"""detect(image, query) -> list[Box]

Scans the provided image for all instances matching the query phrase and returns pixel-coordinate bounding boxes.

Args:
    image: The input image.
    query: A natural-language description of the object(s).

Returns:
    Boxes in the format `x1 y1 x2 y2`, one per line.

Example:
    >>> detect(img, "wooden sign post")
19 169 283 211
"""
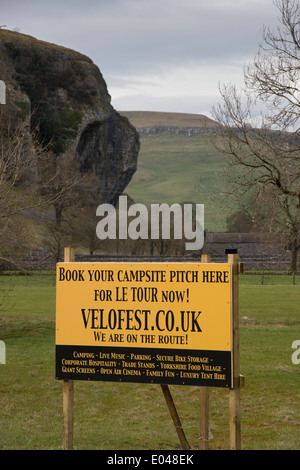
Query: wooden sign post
199 252 242 450
62 247 75 450
228 252 241 450
199 254 211 450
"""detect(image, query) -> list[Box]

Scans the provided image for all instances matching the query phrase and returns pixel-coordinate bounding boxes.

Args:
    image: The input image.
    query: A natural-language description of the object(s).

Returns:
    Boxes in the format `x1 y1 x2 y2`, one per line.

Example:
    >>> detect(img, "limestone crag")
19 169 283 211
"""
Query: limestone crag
0 29 139 205
136 126 217 136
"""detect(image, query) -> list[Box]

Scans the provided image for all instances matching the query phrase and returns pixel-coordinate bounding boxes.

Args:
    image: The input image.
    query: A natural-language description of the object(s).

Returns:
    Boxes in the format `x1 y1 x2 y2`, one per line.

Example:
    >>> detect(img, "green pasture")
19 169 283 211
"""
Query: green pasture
126 134 228 232
0 272 299 450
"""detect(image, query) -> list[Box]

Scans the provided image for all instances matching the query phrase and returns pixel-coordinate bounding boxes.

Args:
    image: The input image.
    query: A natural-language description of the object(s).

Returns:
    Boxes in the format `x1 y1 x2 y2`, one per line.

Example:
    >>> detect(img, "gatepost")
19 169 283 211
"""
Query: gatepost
62 247 75 451
227 250 242 450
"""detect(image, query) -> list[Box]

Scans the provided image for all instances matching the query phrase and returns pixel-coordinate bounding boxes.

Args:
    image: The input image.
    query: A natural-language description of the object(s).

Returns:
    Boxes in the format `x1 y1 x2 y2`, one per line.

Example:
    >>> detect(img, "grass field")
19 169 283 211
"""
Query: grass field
125 134 229 232
0 272 299 450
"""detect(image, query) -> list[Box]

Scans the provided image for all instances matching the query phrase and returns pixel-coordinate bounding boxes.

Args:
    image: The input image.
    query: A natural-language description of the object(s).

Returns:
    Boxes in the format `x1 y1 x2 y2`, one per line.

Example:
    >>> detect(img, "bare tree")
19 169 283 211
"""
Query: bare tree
0 120 36 221
212 0 300 271
0 118 46 266
39 157 102 264
37 149 87 226
0 114 84 267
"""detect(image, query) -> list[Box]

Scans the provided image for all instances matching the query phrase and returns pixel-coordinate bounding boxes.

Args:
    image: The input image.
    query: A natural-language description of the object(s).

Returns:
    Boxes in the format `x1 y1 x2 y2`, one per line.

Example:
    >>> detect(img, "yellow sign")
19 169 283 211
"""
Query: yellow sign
56 262 232 387
56 262 231 350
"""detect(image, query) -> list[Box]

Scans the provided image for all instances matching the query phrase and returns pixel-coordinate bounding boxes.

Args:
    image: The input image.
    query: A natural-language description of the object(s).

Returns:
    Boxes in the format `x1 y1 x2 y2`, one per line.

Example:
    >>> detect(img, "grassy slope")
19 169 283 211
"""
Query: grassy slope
120 111 229 232
125 133 228 232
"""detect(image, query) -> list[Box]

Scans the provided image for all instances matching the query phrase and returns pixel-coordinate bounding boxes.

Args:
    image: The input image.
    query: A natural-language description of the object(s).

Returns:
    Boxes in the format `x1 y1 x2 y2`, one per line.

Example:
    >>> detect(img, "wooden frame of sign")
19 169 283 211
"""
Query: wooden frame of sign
56 247 244 450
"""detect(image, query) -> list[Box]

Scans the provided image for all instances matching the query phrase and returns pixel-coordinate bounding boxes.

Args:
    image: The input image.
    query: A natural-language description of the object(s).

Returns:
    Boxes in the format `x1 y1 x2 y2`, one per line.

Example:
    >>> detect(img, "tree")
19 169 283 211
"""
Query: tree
0 118 46 266
226 210 254 233
212 0 300 271
37 147 86 226
38 151 100 262
0 113 84 267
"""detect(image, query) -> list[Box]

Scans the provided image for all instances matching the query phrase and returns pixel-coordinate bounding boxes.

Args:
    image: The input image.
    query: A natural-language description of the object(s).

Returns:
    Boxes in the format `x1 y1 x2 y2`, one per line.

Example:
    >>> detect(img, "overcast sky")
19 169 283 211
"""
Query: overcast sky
1 0 279 117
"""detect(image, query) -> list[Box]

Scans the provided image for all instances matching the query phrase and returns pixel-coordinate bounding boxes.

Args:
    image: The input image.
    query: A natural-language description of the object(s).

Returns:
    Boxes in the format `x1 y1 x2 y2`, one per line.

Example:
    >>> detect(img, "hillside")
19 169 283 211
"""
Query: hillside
119 111 228 232
118 111 218 129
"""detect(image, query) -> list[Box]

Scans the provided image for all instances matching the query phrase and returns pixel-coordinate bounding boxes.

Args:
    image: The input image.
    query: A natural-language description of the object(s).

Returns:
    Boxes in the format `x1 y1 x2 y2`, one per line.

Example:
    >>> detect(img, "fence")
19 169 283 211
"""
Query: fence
241 271 300 285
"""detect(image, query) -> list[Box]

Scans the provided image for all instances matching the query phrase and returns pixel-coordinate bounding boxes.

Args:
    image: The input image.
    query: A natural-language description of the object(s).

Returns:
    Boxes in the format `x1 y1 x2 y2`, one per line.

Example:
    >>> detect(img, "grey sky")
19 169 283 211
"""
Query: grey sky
1 0 279 116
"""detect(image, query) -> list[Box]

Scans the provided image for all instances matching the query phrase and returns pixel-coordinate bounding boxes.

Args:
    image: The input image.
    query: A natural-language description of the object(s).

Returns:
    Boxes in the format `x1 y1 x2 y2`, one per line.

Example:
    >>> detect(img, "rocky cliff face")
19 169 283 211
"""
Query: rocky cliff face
0 30 139 205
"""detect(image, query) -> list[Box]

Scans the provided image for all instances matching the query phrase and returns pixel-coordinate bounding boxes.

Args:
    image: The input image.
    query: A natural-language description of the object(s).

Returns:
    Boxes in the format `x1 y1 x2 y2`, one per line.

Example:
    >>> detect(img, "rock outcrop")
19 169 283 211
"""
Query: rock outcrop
0 29 139 205
119 110 218 137
135 125 217 136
